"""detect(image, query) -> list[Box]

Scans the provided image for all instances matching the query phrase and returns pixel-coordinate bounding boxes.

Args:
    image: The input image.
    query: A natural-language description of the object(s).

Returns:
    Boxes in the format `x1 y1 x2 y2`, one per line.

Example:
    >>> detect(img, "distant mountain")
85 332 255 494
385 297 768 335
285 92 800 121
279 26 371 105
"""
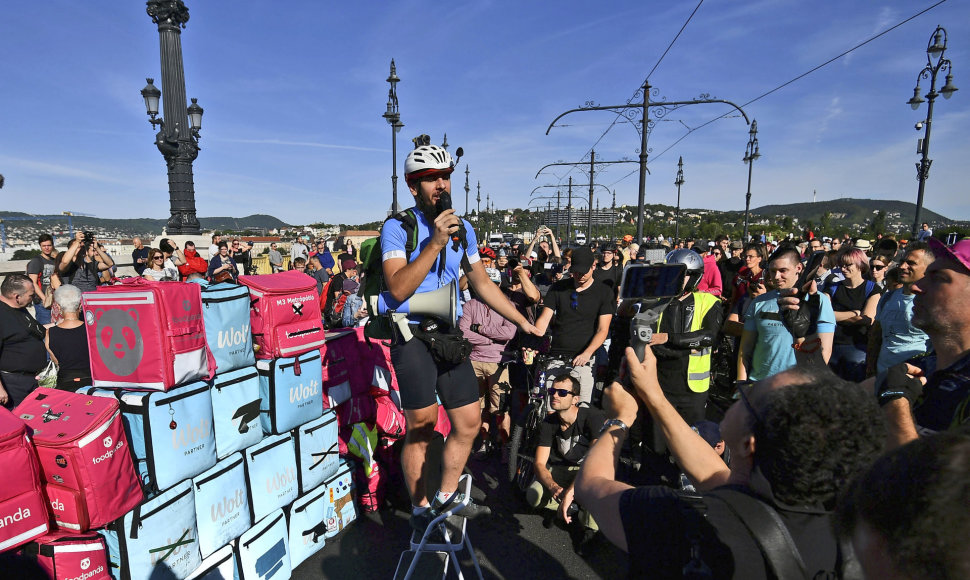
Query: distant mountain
750 198 950 225
0 213 289 233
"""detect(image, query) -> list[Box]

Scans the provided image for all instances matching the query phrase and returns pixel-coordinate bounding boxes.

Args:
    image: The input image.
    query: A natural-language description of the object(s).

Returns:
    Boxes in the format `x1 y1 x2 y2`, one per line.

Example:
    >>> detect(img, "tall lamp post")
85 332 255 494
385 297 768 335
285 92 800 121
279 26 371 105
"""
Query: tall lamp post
464 166 470 214
674 156 685 245
742 119 761 242
907 26 958 237
383 59 404 215
141 0 204 235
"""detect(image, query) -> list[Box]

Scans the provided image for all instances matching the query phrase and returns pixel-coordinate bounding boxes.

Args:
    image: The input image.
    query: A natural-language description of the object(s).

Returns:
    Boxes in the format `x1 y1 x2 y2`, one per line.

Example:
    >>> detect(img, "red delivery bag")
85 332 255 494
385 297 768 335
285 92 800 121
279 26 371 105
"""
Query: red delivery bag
82 279 215 391
21 531 110 580
16 389 143 532
0 406 49 552
239 271 326 359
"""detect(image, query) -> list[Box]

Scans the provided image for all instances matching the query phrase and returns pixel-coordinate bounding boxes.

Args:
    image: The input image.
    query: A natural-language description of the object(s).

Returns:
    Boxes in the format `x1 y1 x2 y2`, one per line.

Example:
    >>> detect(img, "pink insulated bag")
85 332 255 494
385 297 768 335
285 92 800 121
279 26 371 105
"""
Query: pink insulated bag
239 271 326 359
0 406 49 552
16 389 143 532
81 278 215 391
21 531 110 580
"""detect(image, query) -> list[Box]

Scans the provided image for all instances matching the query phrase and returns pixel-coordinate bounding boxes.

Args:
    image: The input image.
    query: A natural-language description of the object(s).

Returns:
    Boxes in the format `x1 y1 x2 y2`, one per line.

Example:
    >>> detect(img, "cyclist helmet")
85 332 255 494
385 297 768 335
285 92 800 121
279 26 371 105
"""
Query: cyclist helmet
480 247 496 260
665 248 705 293
405 145 455 184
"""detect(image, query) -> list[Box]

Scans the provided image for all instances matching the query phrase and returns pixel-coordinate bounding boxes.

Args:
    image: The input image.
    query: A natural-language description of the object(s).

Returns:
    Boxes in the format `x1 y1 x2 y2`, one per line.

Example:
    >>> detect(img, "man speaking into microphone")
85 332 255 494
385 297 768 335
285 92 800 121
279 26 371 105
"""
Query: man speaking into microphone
380 137 540 534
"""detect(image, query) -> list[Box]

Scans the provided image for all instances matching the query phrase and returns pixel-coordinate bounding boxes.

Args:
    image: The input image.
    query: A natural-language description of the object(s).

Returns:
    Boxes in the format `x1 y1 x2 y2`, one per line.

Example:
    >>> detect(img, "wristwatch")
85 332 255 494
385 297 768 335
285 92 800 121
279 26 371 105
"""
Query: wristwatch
599 419 629 436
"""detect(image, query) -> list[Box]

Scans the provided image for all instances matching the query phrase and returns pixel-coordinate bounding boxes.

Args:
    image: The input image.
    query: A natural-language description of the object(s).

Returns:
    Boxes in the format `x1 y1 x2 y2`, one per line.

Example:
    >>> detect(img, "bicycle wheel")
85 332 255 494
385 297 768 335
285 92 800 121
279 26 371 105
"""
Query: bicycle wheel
507 423 526 483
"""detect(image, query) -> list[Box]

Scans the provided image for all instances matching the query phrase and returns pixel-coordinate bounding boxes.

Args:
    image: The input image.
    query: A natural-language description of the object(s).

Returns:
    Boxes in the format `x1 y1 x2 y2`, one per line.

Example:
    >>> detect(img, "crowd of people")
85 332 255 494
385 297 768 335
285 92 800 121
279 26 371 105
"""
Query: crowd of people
2 169 967 576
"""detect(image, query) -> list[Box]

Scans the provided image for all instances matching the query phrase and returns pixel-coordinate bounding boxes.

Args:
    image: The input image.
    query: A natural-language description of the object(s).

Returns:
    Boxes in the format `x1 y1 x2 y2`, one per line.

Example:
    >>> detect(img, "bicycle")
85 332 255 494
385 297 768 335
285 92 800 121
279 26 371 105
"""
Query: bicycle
506 353 574 492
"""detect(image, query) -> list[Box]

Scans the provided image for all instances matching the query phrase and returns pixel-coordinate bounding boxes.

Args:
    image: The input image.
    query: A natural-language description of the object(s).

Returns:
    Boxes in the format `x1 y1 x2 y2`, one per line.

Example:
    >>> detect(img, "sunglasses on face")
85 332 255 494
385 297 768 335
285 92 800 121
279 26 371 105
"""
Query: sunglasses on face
872 263 886 271
548 387 577 398
152 256 163 261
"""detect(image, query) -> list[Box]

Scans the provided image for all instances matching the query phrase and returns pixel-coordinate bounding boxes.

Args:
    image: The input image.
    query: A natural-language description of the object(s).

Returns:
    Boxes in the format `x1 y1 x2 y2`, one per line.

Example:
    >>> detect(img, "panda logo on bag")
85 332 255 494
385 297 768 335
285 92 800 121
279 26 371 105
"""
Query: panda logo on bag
80 558 91 570
103 436 113 448
91 308 144 377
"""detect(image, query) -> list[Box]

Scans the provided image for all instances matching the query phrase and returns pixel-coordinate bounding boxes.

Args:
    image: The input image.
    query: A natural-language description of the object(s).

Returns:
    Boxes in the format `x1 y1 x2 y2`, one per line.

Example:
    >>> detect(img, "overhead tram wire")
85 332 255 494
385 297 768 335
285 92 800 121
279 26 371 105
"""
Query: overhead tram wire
605 0 951 189
555 1 704 183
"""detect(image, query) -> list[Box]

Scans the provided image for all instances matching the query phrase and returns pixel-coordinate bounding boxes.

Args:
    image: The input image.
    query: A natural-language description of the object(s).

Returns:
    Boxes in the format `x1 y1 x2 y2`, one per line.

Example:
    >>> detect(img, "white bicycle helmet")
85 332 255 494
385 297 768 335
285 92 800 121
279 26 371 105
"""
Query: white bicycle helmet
485 267 502 284
405 145 455 182
665 248 705 292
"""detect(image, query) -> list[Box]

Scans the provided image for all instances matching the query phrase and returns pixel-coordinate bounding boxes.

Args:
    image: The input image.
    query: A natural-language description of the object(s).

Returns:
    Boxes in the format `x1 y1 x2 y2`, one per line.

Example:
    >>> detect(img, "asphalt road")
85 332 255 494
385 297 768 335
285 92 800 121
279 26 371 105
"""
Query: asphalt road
292 446 628 579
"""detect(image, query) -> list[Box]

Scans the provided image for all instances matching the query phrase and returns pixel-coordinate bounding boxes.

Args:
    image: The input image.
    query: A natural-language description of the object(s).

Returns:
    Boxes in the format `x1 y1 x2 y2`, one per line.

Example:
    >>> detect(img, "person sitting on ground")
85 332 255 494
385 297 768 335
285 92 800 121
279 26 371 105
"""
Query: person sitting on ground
576 347 885 578
835 429 970 580
529 374 603 554
45 284 91 390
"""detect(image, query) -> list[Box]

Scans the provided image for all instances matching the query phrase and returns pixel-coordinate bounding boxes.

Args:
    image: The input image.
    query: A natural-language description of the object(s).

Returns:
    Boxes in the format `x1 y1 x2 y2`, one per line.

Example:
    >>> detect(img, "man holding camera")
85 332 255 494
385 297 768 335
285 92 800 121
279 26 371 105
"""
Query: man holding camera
381 141 539 534
737 246 835 382
58 231 114 293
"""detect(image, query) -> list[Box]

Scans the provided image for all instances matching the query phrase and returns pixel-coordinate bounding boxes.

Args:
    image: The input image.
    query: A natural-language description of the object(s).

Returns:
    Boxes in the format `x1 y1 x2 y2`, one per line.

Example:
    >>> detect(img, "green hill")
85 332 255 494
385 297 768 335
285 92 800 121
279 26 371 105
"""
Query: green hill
751 198 948 225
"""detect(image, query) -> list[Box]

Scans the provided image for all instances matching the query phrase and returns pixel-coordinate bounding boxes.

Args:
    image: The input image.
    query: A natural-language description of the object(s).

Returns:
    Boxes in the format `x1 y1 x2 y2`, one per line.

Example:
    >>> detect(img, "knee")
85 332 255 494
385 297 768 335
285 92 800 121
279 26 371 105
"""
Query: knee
405 410 438 443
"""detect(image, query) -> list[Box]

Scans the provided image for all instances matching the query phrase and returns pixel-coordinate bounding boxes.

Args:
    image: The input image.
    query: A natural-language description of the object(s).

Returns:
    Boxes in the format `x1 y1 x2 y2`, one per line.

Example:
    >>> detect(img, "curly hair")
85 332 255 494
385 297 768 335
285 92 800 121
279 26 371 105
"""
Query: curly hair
835 430 970 580
751 366 885 509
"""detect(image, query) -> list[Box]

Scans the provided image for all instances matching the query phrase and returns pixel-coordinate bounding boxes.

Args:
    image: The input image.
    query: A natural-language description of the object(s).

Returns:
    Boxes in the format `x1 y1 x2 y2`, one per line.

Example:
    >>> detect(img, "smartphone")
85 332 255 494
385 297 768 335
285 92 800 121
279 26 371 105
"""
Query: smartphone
795 250 826 291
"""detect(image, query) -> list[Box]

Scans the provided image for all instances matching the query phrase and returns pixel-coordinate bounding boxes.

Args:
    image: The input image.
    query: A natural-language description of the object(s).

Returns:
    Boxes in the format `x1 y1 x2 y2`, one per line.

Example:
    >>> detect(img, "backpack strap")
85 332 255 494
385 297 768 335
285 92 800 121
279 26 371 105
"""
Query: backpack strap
705 488 808 580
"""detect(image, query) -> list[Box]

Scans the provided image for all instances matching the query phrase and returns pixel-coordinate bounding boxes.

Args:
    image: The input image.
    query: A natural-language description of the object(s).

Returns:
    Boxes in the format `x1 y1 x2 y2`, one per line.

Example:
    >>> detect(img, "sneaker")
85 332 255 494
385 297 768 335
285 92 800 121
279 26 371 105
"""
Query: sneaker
431 492 492 520
409 509 433 535
573 527 599 557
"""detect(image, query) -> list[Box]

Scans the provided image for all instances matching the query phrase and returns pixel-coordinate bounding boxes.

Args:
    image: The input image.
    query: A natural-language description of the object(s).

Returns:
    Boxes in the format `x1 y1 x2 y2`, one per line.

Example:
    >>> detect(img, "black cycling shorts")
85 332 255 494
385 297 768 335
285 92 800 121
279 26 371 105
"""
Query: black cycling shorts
390 336 479 411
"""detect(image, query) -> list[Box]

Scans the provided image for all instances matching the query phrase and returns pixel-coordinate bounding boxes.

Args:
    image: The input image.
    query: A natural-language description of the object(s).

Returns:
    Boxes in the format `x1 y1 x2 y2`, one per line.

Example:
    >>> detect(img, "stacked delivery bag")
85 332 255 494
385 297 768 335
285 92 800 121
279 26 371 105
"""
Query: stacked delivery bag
0 270 433 579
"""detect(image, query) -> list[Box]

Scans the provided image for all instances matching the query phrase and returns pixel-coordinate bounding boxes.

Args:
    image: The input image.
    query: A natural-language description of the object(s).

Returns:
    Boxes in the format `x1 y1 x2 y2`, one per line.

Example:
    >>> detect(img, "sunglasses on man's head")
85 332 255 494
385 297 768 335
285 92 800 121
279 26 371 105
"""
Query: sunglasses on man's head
548 387 577 398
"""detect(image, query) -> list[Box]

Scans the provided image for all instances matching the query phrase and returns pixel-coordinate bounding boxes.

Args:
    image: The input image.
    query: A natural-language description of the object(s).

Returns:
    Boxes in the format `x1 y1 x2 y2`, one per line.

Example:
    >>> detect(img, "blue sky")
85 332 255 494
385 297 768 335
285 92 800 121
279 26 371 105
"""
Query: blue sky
1 1 968 226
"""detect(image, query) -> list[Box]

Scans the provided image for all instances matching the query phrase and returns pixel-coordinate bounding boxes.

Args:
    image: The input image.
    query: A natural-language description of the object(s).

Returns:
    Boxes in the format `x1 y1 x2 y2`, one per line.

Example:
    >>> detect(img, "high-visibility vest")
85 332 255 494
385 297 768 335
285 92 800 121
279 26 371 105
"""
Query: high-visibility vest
658 291 720 392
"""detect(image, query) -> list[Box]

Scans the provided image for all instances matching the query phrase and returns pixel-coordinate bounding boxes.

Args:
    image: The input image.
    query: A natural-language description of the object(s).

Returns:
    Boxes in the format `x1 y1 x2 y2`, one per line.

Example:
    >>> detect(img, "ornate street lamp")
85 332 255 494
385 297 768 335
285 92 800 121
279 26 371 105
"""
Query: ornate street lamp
742 119 761 242
464 165 470 215
383 59 404 215
142 0 204 235
674 156 685 244
907 26 958 237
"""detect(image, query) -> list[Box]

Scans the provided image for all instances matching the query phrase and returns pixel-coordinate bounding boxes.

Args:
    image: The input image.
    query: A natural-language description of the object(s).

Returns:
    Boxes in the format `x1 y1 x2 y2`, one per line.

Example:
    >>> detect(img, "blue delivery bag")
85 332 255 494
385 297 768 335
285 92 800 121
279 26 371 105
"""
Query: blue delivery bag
293 409 339 495
286 484 329 568
186 544 237 580
323 460 356 539
201 282 256 374
244 433 299 523
100 480 201 580
210 366 262 459
256 351 323 434
192 453 251 559
234 510 290 580
83 381 217 494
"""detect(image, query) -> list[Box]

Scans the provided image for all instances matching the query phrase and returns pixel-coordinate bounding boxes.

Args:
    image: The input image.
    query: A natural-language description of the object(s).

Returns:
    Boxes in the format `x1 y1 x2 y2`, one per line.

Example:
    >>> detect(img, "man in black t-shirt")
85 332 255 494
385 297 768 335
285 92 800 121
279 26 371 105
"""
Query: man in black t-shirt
0 274 47 409
528 375 603 548
535 247 615 404
592 244 622 294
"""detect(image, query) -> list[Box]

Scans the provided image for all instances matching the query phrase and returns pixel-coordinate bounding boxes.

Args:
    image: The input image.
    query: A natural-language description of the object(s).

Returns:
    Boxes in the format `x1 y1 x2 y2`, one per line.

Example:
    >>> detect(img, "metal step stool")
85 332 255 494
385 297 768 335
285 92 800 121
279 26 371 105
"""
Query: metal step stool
394 474 484 580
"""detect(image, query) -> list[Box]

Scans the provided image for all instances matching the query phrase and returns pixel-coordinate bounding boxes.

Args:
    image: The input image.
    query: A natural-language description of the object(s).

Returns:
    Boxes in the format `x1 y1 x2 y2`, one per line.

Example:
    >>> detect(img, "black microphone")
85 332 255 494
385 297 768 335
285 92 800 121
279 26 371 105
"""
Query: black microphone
436 193 464 251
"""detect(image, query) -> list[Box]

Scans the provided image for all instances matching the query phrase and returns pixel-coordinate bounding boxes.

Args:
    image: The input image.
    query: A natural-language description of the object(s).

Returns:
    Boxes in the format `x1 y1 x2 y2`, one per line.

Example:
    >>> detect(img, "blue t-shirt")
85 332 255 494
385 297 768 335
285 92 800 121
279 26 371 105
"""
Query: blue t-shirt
875 289 931 377
743 289 836 381
379 208 480 320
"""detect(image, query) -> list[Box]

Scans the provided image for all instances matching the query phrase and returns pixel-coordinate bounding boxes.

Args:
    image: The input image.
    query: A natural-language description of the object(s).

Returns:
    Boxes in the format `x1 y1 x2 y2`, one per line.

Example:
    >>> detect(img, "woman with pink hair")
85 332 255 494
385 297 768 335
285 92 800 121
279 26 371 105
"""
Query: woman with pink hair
826 248 882 381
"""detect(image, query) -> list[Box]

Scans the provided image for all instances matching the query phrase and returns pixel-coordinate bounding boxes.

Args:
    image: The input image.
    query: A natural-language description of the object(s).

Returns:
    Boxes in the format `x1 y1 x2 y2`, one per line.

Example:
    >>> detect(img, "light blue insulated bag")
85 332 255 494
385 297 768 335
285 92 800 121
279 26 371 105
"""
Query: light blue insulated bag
186 544 238 580
256 351 323 434
244 433 299 523
286 485 329 568
83 381 217 493
193 453 251 559
293 409 339 494
201 282 256 374
234 509 290 580
101 480 202 580
322 459 356 539
210 366 262 459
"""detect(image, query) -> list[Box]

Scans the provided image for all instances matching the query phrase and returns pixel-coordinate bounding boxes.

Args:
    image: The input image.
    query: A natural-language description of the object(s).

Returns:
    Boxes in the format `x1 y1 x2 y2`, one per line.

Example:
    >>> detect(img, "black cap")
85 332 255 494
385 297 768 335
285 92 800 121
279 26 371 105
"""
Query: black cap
569 247 595 274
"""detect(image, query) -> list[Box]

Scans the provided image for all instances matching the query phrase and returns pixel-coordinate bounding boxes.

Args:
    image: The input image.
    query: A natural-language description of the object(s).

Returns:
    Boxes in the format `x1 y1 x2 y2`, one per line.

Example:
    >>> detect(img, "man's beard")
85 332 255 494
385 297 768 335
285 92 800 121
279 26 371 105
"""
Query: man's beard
416 193 439 223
